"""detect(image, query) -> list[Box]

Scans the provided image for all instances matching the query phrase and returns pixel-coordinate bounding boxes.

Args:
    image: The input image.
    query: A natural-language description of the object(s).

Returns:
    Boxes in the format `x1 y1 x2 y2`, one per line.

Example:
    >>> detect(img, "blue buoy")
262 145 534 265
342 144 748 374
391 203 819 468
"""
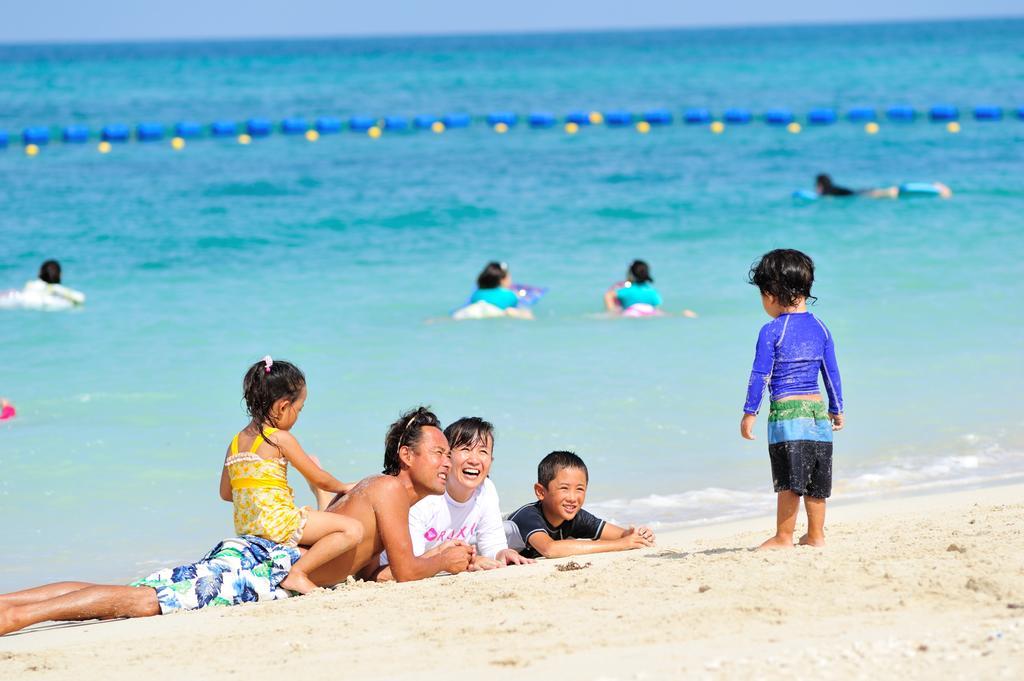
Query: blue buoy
642 109 672 125
486 112 517 127
764 109 794 125
684 108 712 124
23 126 51 145
101 124 131 142
604 111 633 127
928 105 959 121
63 125 90 143
349 116 375 132
846 107 877 122
246 118 272 137
174 121 202 138
0 130 7 148
413 115 437 130
136 123 165 141
565 111 591 125
886 106 916 121
315 117 342 134
281 117 309 135
723 108 752 124
1016 107 1024 120
807 108 837 125
211 120 238 137
383 116 408 131
528 112 556 128
974 105 1002 121
442 113 471 129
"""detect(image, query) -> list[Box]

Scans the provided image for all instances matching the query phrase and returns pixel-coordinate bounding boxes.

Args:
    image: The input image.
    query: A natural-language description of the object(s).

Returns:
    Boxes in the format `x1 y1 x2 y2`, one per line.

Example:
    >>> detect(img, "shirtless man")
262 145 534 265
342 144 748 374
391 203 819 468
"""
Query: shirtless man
0 406 473 636
309 406 476 583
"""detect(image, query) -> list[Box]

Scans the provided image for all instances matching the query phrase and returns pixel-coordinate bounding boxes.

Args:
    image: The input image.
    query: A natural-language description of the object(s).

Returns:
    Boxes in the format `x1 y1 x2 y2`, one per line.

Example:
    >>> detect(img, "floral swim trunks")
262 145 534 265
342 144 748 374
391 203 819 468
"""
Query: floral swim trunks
130 536 300 615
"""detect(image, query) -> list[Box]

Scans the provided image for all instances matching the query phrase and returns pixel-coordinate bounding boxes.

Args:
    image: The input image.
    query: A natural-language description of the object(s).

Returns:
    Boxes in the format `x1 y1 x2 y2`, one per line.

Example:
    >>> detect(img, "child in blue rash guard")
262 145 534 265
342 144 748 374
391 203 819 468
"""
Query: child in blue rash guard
740 249 845 550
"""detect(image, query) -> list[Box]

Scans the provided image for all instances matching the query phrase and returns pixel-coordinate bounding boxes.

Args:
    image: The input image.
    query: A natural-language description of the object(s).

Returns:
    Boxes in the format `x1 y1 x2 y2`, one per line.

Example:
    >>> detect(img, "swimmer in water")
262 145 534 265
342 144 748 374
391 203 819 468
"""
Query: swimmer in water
1 399 15 421
23 260 86 306
468 262 533 320
815 174 952 199
604 260 697 318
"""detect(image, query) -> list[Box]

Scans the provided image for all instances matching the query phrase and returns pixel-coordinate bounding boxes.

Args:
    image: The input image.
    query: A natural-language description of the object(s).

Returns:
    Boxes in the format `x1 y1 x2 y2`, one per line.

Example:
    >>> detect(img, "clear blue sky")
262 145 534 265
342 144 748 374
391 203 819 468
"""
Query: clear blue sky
2 0 1020 43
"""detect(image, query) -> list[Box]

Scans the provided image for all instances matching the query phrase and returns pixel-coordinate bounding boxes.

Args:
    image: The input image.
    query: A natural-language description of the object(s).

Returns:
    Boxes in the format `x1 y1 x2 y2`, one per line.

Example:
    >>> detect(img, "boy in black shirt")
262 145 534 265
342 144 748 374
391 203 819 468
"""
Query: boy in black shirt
504 451 656 559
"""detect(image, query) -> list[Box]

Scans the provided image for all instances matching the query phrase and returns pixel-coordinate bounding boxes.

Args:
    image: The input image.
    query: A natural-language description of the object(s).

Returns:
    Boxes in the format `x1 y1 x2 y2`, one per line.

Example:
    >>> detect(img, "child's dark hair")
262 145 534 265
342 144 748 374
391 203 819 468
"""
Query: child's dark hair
242 357 306 445
39 260 62 284
538 451 588 488
444 417 495 453
383 406 442 476
628 260 653 284
748 249 816 308
476 261 508 289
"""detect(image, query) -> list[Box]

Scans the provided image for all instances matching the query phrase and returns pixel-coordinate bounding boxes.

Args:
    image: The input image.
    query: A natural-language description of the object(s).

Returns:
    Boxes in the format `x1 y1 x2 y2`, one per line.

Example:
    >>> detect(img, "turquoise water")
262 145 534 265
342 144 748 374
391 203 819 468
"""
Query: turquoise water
2 19 1023 590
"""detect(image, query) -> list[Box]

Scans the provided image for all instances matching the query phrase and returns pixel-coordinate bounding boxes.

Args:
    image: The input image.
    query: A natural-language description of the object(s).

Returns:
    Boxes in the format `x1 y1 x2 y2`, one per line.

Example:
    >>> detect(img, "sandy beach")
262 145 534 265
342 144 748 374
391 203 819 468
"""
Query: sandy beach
2 482 1021 680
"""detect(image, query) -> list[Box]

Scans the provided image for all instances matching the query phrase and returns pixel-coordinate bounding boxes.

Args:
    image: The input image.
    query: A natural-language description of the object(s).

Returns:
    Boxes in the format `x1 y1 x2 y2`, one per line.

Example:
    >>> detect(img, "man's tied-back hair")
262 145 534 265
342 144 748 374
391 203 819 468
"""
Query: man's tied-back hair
383 406 442 476
748 249 817 308
443 417 495 453
537 450 588 488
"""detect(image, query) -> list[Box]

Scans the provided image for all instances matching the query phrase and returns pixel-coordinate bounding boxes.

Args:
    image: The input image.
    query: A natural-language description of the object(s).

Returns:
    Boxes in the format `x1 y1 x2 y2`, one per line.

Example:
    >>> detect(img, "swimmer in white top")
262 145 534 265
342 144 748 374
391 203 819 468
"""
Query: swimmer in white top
22 260 86 307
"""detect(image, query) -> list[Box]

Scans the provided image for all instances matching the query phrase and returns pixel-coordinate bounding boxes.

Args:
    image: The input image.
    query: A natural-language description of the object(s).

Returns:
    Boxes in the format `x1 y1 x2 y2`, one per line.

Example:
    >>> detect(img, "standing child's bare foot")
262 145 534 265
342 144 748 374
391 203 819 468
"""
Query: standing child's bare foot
757 535 794 550
798 533 825 547
280 571 318 595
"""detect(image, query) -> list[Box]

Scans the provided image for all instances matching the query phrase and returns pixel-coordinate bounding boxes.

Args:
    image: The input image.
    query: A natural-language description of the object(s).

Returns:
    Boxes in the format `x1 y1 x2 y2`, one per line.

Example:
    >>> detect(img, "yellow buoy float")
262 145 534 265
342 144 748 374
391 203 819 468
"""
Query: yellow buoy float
787 122 802 134
565 122 579 135
493 122 509 134
431 121 445 134
588 111 603 125
171 137 186 150
237 134 252 145
24 144 39 157
98 141 112 154
946 121 961 134
368 126 382 139
636 121 651 134
305 129 319 142
865 122 880 134
710 121 725 134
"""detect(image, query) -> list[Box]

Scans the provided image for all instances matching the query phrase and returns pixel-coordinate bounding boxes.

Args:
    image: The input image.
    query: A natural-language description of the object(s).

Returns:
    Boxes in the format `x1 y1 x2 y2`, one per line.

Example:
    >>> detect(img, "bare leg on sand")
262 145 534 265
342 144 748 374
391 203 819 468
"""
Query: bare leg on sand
758 490 799 550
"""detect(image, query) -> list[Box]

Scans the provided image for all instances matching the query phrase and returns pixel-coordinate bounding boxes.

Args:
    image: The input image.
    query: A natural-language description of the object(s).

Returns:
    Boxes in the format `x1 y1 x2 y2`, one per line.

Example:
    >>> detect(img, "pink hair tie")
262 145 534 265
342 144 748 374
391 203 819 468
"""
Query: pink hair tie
262 355 273 374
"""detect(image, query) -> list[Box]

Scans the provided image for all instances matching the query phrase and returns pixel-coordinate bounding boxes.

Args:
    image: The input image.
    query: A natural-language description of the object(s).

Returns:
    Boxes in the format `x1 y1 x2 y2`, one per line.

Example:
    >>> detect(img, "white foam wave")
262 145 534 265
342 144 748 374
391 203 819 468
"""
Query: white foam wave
588 436 1024 530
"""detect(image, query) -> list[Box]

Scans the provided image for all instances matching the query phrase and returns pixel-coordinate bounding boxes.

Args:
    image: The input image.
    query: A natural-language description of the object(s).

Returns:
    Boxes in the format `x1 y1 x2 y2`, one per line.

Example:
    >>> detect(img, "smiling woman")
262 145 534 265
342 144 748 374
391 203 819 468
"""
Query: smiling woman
376 416 533 580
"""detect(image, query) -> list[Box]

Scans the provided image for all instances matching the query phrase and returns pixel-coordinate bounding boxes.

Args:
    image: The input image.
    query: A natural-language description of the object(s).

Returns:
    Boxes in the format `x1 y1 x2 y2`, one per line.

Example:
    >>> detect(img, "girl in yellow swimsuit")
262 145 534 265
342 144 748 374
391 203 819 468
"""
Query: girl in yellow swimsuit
219 356 363 594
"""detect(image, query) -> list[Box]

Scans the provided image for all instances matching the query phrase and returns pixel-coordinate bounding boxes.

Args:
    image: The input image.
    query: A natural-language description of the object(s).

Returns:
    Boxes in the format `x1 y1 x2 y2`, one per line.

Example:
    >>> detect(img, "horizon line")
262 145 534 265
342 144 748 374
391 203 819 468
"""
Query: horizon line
0 12 1020 49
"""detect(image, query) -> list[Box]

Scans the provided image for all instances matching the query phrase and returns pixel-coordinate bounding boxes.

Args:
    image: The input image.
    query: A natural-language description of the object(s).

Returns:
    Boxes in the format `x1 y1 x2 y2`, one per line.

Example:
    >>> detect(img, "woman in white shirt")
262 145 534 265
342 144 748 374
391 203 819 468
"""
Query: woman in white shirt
376 417 532 578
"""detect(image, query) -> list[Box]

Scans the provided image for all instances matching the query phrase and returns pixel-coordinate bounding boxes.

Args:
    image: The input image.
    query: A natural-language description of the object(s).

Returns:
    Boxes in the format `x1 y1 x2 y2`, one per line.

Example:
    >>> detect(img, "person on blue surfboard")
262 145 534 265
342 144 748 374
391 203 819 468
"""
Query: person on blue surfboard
814 174 952 199
467 261 534 319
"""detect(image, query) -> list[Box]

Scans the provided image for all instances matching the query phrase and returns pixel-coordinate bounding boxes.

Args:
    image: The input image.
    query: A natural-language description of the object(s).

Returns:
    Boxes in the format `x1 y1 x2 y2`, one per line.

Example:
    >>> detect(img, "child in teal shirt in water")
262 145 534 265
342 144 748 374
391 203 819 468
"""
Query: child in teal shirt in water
469 262 533 319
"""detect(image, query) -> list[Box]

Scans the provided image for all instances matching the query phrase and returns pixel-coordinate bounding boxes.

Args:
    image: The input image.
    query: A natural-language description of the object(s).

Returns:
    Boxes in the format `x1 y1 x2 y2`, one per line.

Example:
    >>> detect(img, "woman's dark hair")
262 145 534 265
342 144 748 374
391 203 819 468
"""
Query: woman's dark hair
815 174 834 191
383 406 442 476
628 260 653 284
39 260 62 284
476 261 508 290
444 417 495 453
242 358 306 450
748 249 816 308
537 450 589 488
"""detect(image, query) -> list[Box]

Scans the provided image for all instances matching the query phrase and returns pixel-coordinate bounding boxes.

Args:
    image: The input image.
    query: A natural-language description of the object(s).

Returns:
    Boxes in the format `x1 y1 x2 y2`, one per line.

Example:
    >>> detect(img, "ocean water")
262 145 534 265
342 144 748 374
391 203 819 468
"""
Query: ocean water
1 19 1023 590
